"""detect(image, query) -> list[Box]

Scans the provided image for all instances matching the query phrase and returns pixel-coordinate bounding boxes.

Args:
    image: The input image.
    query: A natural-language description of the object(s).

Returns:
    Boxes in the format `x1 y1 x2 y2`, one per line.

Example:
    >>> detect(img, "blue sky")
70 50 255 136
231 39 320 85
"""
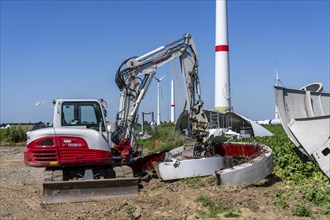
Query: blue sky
1 0 329 123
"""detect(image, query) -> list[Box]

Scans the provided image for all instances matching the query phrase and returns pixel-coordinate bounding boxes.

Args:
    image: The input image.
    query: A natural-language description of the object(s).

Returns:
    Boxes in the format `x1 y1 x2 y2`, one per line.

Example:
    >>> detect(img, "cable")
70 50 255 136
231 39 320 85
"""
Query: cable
115 56 137 91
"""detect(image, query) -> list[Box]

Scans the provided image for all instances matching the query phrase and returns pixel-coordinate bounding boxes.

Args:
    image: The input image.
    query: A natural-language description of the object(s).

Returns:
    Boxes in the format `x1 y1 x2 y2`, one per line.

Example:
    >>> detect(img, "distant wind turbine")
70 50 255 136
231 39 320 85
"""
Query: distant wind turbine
273 67 284 87
35 100 54 108
155 75 165 125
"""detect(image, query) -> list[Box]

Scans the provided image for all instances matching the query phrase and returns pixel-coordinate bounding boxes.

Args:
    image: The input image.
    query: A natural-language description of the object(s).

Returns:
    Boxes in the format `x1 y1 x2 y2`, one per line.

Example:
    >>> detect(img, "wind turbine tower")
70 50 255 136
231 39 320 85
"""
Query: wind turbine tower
171 80 175 123
155 75 165 125
215 0 231 112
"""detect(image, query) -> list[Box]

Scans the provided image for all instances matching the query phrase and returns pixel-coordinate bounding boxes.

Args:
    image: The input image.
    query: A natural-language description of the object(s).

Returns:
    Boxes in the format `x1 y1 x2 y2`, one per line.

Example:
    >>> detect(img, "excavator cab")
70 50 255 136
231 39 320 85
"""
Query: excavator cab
60 101 105 131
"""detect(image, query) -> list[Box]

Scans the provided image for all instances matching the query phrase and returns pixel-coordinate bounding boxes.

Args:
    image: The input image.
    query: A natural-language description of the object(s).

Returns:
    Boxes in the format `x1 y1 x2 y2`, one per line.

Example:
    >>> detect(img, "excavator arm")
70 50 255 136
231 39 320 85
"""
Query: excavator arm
111 33 208 157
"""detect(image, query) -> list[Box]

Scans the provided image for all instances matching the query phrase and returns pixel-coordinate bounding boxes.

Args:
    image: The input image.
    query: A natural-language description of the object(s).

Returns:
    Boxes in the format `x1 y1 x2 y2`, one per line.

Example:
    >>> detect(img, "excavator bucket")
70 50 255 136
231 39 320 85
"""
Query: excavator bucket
42 177 139 204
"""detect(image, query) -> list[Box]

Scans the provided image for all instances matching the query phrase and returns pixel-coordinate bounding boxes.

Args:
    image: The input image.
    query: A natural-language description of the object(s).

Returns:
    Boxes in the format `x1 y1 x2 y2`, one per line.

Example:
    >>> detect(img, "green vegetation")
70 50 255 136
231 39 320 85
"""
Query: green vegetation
196 195 214 207
234 125 328 184
234 125 329 216
224 211 241 218
143 124 328 184
0 122 47 144
320 206 330 215
0 126 29 144
299 185 330 215
126 204 138 219
178 176 215 189
292 205 311 217
196 195 241 218
269 191 290 209
137 122 186 152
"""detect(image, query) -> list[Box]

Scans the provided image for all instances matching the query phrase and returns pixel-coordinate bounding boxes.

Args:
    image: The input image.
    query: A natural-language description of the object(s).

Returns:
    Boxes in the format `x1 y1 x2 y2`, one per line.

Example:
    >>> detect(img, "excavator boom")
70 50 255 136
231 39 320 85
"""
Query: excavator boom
112 33 208 153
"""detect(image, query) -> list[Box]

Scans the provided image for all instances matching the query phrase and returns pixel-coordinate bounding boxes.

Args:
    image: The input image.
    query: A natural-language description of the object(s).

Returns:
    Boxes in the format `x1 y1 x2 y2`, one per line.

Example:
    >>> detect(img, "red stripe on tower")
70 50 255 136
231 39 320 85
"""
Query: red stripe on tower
215 45 229 52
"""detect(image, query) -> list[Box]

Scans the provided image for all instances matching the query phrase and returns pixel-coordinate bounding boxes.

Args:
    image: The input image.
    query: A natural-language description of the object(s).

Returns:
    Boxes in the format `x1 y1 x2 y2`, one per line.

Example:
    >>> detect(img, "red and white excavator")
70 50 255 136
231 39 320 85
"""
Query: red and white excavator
24 33 209 204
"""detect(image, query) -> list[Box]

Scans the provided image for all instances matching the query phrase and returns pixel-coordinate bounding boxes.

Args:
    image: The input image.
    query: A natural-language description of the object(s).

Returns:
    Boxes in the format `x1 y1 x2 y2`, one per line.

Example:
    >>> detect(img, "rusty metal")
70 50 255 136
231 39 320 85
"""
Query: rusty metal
128 150 168 175
214 142 262 157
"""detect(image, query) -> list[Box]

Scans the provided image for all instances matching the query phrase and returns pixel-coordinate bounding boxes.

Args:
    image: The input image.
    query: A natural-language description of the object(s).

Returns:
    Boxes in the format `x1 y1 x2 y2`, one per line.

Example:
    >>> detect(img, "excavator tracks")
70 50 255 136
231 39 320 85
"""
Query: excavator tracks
44 168 63 182
113 165 134 178
42 166 139 204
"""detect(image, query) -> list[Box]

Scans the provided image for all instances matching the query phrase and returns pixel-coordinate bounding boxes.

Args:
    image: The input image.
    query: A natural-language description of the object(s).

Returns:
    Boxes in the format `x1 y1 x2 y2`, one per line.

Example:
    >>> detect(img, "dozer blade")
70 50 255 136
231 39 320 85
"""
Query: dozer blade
42 177 139 204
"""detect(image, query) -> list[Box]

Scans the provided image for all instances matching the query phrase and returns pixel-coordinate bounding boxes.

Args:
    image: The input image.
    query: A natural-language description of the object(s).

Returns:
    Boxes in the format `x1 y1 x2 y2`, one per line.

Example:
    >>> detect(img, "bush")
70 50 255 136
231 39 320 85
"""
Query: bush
137 123 185 152
0 126 29 143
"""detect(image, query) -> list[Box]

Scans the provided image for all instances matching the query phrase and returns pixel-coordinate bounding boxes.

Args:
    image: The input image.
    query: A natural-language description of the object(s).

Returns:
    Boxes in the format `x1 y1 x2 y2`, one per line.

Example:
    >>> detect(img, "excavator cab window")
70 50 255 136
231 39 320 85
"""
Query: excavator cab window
61 101 105 131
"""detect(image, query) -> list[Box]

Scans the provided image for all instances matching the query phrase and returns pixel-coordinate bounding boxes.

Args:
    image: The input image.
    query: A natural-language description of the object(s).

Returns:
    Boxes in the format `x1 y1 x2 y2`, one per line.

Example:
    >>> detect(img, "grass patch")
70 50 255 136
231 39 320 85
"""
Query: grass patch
269 191 291 209
320 205 330 215
196 195 240 218
179 176 213 188
300 185 330 207
137 123 186 152
196 195 214 207
292 205 311 217
126 204 136 216
224 211 241 218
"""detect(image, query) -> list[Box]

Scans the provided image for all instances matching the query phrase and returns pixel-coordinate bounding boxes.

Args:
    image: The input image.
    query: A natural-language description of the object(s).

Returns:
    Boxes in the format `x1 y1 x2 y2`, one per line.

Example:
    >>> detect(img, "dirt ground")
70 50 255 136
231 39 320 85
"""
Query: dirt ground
0 146 327 220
